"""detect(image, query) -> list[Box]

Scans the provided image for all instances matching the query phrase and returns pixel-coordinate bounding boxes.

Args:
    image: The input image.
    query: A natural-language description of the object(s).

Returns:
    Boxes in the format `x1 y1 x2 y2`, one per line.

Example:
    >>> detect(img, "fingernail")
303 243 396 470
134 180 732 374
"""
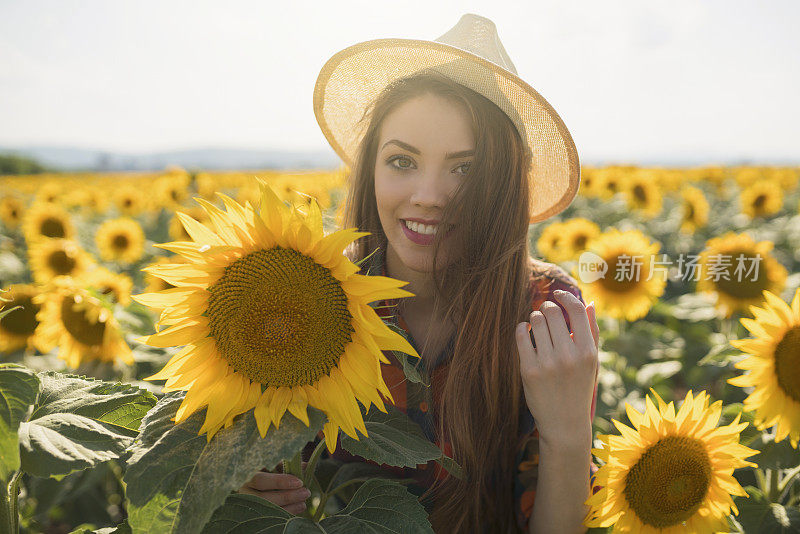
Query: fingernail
291 478 303 487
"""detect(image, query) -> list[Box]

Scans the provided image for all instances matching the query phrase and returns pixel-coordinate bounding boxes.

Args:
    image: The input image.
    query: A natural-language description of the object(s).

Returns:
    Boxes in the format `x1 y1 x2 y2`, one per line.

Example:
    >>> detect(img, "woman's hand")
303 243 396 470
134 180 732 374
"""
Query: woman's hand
515 289 600 447
237 461 311 515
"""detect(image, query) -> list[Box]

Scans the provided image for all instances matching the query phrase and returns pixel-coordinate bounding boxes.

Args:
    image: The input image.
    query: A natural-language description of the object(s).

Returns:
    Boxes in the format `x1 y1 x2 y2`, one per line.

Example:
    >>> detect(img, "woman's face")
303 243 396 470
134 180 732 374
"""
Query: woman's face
374 93 474 273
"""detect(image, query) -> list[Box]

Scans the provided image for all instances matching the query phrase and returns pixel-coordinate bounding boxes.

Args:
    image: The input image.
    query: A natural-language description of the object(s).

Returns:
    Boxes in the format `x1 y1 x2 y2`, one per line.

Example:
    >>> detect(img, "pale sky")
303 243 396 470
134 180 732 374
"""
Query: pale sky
1 0 799 163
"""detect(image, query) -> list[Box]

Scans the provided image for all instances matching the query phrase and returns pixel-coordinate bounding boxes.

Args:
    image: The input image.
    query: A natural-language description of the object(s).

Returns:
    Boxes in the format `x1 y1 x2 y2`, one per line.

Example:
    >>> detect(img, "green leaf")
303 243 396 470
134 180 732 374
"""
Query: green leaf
31 371 158 437
201 493 321 533
124 391 326 534
321 478 433 532
0 363 40 482
735 486 800 533
18 371 156 478
19 413 134 478
203 479 433 533
340 404 458 474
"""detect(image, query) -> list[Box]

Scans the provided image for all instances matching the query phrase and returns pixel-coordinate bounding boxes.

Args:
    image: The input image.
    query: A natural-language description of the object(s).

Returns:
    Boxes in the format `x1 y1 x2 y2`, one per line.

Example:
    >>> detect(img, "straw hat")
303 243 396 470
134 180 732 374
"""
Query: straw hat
313 13 580 223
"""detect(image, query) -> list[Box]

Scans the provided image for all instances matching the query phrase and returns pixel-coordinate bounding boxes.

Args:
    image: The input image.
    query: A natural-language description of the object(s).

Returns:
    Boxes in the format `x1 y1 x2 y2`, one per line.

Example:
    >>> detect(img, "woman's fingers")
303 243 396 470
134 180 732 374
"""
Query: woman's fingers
587 302 599 348
552 290 595 358
529 310 553 363
539 298 573 358
246 472 304 491
238 486 311 509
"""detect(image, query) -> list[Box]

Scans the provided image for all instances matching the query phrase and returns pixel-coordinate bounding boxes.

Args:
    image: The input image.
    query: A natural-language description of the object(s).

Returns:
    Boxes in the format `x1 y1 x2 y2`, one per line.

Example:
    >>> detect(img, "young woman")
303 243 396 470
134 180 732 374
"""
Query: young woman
239 14 600 534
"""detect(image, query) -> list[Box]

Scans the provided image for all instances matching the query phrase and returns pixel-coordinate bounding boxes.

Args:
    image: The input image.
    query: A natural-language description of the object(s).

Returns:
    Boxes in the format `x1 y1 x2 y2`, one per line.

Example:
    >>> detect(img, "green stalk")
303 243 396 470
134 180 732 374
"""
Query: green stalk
778 464 800 503
1 471 22 534
302 438 326 489
767 468 779 502
282 450 303 479
755 468 768 495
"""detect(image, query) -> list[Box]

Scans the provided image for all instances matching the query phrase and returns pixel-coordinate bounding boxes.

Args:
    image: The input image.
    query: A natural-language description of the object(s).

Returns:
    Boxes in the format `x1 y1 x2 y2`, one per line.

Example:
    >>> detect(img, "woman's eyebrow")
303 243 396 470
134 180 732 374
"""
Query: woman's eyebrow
380 139 474 159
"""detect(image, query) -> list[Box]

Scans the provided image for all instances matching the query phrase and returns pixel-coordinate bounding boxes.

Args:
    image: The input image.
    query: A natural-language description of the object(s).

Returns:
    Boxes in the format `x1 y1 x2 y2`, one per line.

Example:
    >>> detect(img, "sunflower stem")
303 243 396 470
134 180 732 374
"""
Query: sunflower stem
767 468 779 501
755 468 768 495
283 450 303 480
778 465 800 504
302 437 326 489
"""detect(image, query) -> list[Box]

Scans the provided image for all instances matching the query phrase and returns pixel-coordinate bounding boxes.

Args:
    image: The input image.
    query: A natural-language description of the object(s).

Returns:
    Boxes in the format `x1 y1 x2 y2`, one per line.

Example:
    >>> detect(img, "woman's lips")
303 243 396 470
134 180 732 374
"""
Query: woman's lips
400 219 455 245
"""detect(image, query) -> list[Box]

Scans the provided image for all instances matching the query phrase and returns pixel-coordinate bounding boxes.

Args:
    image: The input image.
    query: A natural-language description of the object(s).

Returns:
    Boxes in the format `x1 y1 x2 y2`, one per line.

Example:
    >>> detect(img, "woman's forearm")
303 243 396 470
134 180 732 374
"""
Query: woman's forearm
528 427 593 534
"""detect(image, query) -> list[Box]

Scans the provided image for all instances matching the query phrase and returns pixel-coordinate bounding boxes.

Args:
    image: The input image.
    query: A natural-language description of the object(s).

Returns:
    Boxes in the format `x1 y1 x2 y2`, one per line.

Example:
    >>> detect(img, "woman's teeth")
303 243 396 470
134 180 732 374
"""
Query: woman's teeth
404 219 438 235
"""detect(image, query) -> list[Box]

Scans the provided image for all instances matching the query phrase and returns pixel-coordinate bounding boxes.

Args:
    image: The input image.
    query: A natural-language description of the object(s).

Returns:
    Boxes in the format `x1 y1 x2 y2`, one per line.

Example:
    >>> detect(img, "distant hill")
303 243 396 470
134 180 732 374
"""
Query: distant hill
0 145 796 173
0 146 343 172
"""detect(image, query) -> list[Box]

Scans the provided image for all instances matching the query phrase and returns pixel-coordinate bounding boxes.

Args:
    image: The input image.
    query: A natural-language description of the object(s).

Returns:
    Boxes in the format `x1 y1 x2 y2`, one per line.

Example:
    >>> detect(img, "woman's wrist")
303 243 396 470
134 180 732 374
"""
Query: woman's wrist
536 420 593 453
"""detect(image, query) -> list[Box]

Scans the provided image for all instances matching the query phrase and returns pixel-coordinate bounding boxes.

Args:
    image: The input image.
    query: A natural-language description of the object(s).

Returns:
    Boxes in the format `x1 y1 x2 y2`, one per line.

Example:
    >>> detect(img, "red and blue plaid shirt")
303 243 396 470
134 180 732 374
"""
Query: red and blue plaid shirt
307 248 599 532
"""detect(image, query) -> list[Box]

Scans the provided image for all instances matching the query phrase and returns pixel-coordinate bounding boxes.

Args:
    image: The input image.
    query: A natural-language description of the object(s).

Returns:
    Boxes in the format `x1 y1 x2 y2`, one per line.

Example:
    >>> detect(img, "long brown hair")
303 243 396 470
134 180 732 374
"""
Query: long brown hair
341 70 534 533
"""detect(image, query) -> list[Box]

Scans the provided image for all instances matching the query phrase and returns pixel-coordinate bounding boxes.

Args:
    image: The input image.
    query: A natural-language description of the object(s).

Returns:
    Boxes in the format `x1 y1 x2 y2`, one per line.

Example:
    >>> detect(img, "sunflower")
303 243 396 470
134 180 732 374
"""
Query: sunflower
595 167 625 200
739 179 783 219
578 167 600 198
95 217 145 264
728 288 800 448
573 229 666 321
560 218 601 260
0 284 42 354
0 194 25 230
169 207 211 242
195 172 217 200
697 232 788 318
622 170 663 218
76 266 134 306
144 255 184 295
28 238 92 284
22 202 75 243
133 180 420 450
154 172 191 210
536 221 569 263
33 278 133 368
34 181 62 204
585 389 758 532
114 185 148 216
679 186 710 233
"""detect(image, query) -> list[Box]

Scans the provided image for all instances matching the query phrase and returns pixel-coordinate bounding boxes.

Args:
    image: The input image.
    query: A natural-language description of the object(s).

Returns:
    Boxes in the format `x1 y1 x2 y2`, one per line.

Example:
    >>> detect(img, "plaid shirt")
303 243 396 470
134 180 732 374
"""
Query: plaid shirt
307 248 599 532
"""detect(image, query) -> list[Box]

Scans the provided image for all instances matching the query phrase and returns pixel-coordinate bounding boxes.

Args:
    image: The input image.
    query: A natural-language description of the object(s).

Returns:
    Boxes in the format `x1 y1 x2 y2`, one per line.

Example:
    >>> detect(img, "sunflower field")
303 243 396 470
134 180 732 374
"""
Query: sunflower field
0 163 799 533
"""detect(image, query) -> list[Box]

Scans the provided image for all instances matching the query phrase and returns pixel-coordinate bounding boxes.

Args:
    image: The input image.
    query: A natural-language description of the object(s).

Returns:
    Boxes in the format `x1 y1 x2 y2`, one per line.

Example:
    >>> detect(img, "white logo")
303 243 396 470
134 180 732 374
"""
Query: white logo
578 252 607 283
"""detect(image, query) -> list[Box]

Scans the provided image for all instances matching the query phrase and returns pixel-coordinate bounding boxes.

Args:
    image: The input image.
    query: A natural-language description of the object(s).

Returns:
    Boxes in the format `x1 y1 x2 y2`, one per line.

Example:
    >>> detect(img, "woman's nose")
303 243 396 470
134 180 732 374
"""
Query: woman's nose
409 170 452 208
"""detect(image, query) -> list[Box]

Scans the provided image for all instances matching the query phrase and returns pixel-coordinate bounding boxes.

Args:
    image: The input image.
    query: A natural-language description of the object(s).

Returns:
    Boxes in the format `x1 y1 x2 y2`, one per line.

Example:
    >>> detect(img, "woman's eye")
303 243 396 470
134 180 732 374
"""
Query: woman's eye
388 155 414 170
455 162 471 175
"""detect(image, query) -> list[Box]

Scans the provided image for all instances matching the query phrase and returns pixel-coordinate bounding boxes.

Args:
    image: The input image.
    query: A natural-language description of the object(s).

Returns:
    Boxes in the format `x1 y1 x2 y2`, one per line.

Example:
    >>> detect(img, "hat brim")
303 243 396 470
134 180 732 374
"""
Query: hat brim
313 38 580 223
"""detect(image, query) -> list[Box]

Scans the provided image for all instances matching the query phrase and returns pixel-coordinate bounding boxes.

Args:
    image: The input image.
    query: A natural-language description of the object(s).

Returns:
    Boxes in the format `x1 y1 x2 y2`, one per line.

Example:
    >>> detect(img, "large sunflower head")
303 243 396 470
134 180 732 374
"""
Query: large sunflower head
32 278 133 368
729 288 800 448
573 228 666 321
0 284 42 354
95 217 145 264
22 202 75 244
739 179 784 219
0 194 25 230
133 179 421 450
679 186 710 234
28 238 93 284
697 232 788 318
76 266 134 306
623 170 663 218
585 389 758 533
